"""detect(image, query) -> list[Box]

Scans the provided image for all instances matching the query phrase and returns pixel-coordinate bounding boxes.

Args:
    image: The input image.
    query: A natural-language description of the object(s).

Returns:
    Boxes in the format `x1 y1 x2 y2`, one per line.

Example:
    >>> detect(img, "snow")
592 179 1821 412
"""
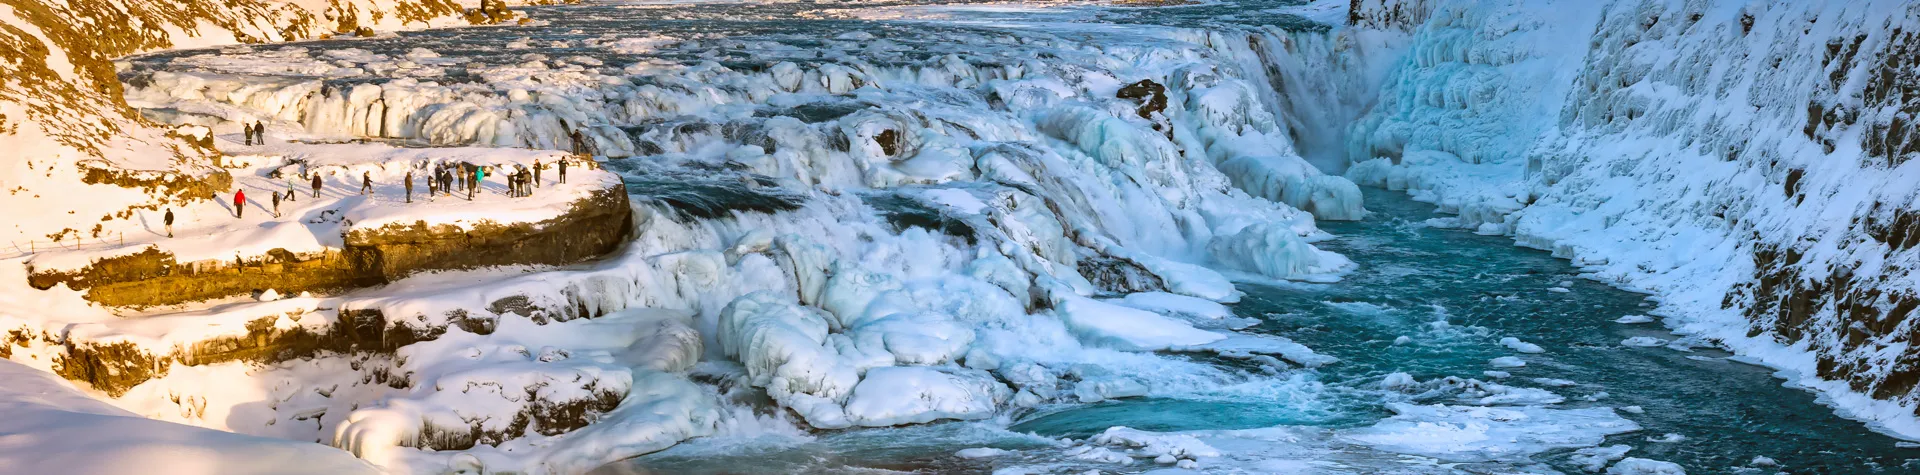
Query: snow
7 0 1918 471
1105 292 1234 320
1621 337 1670 348
843 367 1010 427
24 142 619 275
1343 0 1920 440
1048 291 1225 352
0 360 378 475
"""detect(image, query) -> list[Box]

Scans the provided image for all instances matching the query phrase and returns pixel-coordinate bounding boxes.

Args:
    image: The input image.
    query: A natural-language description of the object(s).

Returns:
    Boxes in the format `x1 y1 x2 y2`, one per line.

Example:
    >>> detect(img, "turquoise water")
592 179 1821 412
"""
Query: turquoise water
121 2 1920 471
1021 188 1920 472
607 188 1920 474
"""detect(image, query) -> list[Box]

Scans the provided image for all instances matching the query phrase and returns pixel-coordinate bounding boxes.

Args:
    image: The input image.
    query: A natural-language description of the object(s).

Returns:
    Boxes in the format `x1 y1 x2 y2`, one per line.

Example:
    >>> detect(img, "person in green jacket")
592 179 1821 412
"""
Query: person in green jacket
470 166 485 201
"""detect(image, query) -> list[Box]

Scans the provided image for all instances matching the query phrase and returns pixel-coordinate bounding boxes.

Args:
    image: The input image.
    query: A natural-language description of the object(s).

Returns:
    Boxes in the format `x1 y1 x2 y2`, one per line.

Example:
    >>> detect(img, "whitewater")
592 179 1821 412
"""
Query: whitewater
17 0 1916 473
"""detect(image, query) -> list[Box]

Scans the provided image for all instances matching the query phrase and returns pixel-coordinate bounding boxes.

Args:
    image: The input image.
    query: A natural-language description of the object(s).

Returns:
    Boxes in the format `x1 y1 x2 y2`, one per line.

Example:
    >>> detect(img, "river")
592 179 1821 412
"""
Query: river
118 2 1920 473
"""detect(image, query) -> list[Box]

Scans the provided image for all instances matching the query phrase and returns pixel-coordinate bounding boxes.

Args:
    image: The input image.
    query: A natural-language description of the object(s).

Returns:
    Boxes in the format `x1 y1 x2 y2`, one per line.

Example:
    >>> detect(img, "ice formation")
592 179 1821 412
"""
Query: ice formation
5 0 1920 472
0 0 1397 470
1343 0 1920 438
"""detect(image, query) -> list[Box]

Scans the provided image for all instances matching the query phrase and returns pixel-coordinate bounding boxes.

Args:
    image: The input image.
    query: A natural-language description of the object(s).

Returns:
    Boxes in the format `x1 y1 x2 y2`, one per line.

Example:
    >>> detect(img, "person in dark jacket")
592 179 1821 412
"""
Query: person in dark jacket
234 189 247 219
404 170 414 203
361 172 373 195
558 159 568 184
164 208 174 238
243 123 253 145
254 122 266 144
311 173 323 198
533 159 543 188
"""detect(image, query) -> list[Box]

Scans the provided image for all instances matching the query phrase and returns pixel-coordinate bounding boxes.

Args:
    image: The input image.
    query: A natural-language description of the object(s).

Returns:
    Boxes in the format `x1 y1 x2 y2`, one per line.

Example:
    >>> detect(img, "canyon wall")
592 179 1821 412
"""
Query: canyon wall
1345 0 1920 437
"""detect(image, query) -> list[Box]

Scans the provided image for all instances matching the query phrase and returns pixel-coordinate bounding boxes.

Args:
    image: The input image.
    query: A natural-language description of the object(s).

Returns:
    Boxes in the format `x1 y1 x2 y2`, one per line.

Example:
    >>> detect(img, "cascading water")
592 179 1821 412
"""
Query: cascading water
95 1 1920 473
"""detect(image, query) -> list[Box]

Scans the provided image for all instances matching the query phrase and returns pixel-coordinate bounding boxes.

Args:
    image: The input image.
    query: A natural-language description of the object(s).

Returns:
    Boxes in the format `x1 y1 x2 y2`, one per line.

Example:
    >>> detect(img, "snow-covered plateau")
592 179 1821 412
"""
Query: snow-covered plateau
1 0 1918 473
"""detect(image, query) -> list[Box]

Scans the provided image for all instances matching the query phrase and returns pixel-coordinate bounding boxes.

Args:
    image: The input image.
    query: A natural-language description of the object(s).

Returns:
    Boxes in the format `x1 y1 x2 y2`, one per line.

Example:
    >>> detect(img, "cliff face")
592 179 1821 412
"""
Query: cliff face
346 186 634 281
1344 0 1920 434
27 185 631 308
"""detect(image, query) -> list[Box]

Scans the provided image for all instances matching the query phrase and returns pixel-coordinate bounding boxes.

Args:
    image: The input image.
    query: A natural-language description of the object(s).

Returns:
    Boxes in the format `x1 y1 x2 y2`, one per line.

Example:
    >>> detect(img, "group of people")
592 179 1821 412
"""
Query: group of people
217 158 578 224
505 160 542 198
241 121 267 146
423 162 487 200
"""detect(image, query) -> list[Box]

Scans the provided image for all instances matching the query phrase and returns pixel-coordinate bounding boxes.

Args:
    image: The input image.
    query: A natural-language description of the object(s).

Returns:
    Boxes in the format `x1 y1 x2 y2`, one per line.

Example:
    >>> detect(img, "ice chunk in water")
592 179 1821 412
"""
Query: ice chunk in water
1571 445 1633 472
1607 458 1686 475
955 447 1009 459
1614 315 1655 324
1343 403 1641 463
1500 337 1545 353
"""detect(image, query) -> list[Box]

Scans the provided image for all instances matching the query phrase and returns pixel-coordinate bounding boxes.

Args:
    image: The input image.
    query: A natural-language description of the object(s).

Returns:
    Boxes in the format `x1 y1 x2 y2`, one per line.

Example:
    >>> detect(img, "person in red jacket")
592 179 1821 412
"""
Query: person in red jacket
234 189 247 219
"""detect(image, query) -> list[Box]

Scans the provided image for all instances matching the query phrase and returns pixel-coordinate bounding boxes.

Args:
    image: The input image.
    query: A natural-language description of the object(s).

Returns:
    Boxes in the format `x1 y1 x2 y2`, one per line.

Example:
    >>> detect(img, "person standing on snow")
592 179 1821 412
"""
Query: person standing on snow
163 208 174 238
405 170 414 203
470 166 483 201
271 188 282 218
243 123 253 146
286 173 299 202
558 158 568 184
361 171 373 196
533 159 543 188
254 122 266 145
311 173 323 198
234 189 247 219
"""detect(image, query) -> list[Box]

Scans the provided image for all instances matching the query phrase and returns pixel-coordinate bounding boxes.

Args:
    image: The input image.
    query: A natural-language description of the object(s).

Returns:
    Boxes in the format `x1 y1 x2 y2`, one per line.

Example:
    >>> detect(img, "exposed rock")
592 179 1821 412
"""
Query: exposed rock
413 386 624 451
27 186 632 308
875 129 902 156
1077 255 1167 295
1116 79 1168 120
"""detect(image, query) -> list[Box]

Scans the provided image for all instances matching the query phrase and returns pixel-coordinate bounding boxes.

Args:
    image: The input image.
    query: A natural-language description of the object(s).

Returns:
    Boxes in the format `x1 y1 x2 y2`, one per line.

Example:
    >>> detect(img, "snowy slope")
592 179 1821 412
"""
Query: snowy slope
0 0 550 249
1345 0 1920 438
0 359 380 475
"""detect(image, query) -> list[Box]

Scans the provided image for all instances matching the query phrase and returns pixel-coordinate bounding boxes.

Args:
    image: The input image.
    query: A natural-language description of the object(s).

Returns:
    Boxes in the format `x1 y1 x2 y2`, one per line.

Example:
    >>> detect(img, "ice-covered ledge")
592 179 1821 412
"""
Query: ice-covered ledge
23 143 632 308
